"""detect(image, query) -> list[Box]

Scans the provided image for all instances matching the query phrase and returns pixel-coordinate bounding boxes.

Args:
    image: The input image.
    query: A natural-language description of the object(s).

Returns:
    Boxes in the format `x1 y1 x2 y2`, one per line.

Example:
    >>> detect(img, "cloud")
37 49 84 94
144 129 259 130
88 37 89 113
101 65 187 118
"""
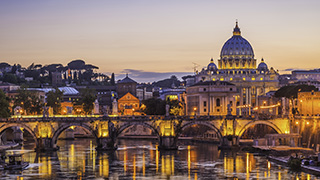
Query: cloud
116 69 192 83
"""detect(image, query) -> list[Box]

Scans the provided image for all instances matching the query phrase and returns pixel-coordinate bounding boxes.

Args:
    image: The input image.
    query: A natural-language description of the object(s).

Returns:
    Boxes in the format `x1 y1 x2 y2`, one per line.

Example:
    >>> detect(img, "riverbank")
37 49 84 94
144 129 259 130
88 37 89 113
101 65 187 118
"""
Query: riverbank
268 156 320 176
0 143 20 152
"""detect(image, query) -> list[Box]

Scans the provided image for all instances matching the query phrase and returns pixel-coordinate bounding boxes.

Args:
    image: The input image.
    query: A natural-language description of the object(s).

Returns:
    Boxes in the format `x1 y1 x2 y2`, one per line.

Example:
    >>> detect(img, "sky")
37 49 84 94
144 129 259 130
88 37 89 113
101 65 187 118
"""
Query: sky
0 0 320 82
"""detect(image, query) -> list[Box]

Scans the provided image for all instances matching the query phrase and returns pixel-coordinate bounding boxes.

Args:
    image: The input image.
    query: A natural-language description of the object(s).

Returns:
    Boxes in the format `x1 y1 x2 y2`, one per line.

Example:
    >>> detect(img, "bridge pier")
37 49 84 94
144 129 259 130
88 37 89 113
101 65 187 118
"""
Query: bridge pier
219 135 239 150
36 138 59 152
96 137 117 151
159 136 178 150
13 127 23 143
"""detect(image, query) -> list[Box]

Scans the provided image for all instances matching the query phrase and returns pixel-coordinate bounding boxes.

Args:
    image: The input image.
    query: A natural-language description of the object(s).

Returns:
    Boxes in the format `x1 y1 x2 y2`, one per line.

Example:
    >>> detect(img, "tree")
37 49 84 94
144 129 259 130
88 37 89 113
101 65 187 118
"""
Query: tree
79 88 96 115
0 90 10 118
13 87 43 115
142 98 166 115
14 87 32 114
275 85 318 99
110 73 115 85
167 99 183 115
46 89 63 114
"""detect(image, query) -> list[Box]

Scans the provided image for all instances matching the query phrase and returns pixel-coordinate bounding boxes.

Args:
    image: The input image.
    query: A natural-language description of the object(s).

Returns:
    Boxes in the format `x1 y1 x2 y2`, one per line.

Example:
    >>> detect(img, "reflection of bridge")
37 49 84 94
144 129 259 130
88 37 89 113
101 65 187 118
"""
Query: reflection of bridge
0 116 291 151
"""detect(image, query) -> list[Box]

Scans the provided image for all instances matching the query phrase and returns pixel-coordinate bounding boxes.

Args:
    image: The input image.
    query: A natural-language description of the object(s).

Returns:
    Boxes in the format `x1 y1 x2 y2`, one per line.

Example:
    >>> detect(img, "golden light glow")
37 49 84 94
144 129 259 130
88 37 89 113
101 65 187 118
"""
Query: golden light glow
156 145 159 173
260 78 263 80
307 121 310 125
296 121 299 125
133 155 136 180
251 77 255 81
230 78 233 81
243 77 246 81
188 145 191 178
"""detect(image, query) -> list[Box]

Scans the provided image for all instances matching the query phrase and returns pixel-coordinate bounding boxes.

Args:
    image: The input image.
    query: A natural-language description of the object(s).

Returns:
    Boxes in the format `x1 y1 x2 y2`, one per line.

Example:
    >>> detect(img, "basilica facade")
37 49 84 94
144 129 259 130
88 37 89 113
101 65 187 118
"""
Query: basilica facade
190 22 279 116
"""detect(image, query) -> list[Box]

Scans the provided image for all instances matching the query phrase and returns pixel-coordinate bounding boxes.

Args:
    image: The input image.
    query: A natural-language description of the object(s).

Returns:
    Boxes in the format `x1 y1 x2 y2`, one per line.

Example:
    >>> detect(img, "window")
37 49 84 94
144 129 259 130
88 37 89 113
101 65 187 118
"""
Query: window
216 98 220 107
203 101 207 107
203 88 206 92
230 101 233 105
204 108 206 112
230 88 233 91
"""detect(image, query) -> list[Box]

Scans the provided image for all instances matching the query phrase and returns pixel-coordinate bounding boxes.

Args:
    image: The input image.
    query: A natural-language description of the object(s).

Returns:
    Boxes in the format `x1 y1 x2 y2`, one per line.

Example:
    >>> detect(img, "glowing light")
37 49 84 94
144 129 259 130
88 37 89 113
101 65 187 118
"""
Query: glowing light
260 77 263 80
296 121 299 125
230 78 233 81
307 121 310 125
156 145 159 173
252 77 255 81
243 77 246 81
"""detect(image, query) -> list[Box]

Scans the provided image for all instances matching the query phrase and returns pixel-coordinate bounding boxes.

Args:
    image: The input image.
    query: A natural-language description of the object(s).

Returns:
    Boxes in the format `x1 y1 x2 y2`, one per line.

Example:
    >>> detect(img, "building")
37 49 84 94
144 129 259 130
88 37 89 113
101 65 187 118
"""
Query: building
186 81 238 116
118 92 140 115
297 91 320 116
117 74 137 98
195 22 279 115
292 69 320 82
136 87 153 101
52 71 63 87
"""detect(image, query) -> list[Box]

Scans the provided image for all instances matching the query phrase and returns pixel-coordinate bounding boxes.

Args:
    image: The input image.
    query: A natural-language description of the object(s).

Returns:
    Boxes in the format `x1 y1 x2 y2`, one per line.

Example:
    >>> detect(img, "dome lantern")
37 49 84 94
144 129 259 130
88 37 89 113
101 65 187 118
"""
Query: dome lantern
233 21 241 36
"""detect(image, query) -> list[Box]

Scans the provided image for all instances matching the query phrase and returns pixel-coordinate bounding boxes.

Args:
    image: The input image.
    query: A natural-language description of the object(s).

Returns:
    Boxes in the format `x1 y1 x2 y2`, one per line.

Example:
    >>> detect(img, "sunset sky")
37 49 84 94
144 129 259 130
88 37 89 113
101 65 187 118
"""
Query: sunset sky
0 1 319 82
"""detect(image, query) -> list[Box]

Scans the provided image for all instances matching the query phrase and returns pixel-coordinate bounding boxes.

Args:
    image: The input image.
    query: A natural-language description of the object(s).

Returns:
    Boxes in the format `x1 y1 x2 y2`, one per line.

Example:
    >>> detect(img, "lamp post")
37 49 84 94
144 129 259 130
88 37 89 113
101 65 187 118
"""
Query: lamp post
193 107 197 116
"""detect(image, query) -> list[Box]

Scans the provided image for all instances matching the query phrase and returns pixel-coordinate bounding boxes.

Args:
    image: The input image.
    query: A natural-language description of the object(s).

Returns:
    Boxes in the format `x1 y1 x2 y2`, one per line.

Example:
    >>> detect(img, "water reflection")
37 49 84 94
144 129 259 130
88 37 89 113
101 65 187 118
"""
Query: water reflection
0 139 318 179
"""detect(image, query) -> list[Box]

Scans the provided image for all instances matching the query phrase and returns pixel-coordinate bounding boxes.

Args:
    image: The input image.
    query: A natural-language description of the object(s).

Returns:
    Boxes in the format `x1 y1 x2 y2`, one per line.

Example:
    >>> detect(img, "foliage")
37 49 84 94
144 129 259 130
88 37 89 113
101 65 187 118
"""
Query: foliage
46 88 63 114
275 85 318 99
110 73 115 85
142 98 166 115
75 88 97 115
0 90 11 118
288 157 301 170
14 87 44 115
167 99 183 115
2 73 18 84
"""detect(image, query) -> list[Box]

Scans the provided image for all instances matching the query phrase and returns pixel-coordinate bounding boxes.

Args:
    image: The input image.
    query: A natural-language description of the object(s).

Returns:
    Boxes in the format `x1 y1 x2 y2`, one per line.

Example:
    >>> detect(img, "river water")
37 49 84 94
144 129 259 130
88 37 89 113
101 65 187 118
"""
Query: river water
0 139 318 180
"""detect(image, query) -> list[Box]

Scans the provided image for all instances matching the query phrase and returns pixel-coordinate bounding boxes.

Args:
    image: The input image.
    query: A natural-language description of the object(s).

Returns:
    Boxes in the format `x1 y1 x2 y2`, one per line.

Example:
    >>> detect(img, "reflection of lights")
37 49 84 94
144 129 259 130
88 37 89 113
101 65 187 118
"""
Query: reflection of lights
133 155 136 180
143 151 145 176
188 145 191 177
268 161 271 170
124 145 127 172
156 145 159 173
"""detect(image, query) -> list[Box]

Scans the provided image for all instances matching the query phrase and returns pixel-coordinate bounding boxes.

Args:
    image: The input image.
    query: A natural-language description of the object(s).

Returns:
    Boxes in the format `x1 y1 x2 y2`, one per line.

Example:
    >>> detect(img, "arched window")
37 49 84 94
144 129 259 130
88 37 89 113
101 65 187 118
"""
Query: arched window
216 98 221 107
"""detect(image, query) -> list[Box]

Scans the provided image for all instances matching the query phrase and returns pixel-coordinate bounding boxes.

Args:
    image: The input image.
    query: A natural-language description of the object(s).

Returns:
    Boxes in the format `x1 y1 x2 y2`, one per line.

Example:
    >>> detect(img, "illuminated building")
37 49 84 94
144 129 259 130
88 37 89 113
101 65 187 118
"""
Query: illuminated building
195 22 279 115
297 91 320 116
118 92 140 115
186 81 238 116
117 74 137 98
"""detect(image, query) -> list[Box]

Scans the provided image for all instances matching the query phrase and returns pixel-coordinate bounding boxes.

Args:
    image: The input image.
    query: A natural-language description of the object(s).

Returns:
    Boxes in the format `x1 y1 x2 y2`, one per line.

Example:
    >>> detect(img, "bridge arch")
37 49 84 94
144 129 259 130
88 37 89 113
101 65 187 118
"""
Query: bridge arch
117 122 160 139
238 120 283 138
52 123 98 146
0 123 38 146
178 121 223 140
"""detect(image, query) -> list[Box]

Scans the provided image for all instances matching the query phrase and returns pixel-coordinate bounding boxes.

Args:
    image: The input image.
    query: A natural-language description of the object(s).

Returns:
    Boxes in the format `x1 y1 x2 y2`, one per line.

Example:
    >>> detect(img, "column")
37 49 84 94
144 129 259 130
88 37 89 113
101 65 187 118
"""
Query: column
240 88 244 106
248 88 252 115
225 97 228 114
245 88 249 115
212 97 215 114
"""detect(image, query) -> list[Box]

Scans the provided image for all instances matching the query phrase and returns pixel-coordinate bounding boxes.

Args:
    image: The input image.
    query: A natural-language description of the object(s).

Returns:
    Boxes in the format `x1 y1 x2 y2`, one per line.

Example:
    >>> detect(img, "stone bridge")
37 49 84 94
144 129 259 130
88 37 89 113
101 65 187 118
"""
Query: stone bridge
0 115 291 151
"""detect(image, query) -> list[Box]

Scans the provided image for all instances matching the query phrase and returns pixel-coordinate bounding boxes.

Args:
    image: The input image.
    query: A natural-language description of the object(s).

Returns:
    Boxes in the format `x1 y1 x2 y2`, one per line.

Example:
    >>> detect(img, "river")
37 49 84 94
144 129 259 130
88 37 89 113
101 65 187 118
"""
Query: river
0 139 318 179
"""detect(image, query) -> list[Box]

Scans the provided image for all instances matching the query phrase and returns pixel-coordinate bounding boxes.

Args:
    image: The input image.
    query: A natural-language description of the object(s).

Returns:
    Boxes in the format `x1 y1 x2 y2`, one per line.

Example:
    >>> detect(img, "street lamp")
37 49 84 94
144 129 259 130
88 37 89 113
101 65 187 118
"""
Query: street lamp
132 108 135 116
193 107 197 116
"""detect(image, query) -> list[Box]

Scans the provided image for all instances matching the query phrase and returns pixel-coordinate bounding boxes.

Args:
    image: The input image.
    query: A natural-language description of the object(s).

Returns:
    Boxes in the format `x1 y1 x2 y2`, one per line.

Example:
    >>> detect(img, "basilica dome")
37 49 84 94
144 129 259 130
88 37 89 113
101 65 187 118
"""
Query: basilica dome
207 58 217 71
257 58 268 70
220 22 254 58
